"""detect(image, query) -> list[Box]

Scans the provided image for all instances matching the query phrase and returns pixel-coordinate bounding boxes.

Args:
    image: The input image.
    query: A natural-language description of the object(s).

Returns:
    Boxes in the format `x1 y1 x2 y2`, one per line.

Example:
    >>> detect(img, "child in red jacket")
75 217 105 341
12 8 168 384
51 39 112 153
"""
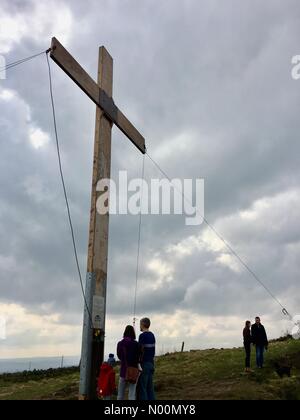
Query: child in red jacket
97 355 117 400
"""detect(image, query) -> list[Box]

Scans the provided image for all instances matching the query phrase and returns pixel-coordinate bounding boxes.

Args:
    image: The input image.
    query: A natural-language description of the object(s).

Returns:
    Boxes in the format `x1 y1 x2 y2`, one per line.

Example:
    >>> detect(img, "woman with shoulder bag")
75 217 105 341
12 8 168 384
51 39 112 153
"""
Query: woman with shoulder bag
117 325 140 400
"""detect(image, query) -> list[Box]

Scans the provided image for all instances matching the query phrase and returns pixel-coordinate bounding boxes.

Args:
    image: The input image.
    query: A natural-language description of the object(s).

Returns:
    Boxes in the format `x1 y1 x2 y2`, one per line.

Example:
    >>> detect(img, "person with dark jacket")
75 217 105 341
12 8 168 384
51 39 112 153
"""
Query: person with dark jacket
117 325 139 400
243 320 252 373
251 317 268 368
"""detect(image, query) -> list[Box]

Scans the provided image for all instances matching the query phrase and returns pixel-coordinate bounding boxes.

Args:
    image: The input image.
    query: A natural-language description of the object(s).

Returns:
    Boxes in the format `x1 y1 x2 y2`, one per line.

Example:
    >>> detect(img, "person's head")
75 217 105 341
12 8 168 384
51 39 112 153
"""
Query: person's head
245 320 251 329
107 354 116 366
123 325 136 340
140 317 151 332
255 317 261 325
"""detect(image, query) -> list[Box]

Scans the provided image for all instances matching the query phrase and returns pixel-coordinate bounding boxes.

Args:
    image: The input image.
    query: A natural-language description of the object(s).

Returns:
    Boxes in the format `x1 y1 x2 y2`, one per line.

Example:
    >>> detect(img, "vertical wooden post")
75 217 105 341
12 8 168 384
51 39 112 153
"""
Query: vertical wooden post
79 47 113 400
49 38 145 400
181 342 185 353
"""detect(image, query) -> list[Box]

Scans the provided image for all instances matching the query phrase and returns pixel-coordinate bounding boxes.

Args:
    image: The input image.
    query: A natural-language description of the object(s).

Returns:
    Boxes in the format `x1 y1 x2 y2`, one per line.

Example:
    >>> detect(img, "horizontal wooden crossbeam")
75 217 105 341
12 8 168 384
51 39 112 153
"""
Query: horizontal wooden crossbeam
50 37 146 154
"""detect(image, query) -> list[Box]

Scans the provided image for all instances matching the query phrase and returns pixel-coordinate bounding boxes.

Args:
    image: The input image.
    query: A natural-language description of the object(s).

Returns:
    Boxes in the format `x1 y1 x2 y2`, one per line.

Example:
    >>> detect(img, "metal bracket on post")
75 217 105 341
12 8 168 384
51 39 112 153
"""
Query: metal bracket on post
99 88 118 123
79 272 96 398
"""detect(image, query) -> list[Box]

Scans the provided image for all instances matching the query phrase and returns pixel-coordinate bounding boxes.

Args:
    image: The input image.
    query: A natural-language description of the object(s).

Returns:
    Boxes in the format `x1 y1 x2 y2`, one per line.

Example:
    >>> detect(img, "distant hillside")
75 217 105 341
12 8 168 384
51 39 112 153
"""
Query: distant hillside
1 339 300 400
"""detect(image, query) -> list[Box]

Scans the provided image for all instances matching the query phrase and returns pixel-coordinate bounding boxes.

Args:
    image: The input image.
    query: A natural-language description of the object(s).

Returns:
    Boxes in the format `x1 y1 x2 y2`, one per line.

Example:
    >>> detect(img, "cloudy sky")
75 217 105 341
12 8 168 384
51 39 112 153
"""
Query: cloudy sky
0 0 300 360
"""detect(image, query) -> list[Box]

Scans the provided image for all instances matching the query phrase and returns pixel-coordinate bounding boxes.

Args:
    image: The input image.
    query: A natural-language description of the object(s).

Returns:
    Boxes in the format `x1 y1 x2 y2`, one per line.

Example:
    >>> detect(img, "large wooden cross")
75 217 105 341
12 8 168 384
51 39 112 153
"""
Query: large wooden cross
50 37 146 400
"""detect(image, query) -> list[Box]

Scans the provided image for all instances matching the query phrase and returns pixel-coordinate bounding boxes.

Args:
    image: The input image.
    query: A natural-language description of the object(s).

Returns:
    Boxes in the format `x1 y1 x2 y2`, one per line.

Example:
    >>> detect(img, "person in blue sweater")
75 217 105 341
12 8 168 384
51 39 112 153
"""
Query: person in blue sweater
138 317 156 400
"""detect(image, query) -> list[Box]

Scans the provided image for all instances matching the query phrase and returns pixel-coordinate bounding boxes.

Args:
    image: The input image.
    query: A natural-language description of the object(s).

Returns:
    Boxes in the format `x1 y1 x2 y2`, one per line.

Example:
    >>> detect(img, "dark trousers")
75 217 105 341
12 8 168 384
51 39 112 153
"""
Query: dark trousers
139 362 155 401
244 342 251 368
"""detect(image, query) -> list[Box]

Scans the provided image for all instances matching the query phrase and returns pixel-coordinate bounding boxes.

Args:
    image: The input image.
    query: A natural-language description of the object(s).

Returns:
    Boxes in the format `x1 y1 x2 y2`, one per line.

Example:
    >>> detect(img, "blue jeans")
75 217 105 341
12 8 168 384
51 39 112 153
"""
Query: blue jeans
139 362 155 401
117 377 137 400
256 345 265 368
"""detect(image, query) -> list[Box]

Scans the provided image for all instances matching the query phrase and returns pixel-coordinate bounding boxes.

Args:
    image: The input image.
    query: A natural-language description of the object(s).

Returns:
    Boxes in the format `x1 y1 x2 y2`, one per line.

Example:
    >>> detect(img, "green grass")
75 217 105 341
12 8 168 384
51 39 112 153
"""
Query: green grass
155 339 300 400
1 339 300 400
0 368 79 401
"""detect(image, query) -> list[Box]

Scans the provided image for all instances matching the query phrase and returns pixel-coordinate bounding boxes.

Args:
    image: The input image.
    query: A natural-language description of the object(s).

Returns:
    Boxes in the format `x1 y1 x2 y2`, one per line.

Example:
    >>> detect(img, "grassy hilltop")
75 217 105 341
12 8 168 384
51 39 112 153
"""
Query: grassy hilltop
1 338 300 400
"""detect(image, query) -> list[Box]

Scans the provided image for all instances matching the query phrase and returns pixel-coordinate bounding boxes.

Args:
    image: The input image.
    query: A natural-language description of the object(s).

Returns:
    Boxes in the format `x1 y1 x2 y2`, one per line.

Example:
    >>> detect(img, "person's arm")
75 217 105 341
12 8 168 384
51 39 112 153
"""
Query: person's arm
251 325 256 345
134 341 140 367
110 370 117 393
117 341 122 361
243 328 250 343
263 326 269 348
139 334 145 363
